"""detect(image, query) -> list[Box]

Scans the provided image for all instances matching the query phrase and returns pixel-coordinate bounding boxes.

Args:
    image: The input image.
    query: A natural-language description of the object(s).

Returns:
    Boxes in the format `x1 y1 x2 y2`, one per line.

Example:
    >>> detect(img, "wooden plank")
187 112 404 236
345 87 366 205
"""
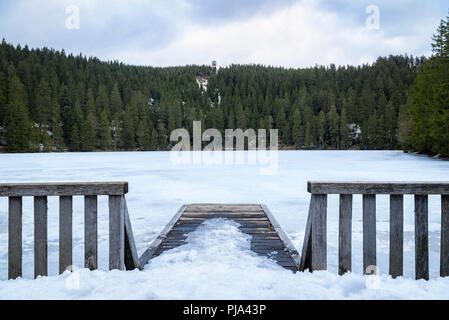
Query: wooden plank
8 196 22 279
185 204 262 212
34 196 48 278
415 195 429 280
179 216 268 221
339 194 352 275
236 228 277 234
308 181 449 195
59 196 72 274
389 194 403 278
176 220 271 228
146 203 301 272
311 194 327 271
181 213 266 219
138 205 187 267
124 199 141 270
84 195 98 270
253 251 294 260
442 195 449 277
363 194 376 275
0 182 128 197
262 204 300 270
299 196 314 271
179 217 268 223
109 195 125 270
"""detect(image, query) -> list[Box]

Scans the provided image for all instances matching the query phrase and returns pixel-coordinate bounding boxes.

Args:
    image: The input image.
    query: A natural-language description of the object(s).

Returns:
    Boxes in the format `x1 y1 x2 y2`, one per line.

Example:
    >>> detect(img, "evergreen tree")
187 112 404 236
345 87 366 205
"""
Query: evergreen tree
339 107 350 148
80 113 96 151
291 108 303 148
99 110 111 150
404 15 449 157
327 105 339 148
432 14 449 57
122 112 135 150
137 118 151 150
157 122 168 150
69 124 81 152
0 71 7 126
110 83 123 114
5 76 30 152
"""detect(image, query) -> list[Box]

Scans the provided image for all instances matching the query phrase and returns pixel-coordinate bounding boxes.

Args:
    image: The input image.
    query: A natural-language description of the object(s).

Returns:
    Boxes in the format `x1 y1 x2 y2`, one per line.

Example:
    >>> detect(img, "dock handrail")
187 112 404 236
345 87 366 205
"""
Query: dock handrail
2 182 141 280
299 181 449 280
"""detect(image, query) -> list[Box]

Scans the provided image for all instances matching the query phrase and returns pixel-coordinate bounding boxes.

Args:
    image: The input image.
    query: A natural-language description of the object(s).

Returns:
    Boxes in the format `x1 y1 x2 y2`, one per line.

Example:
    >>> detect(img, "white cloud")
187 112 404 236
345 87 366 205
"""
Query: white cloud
0 0 440 67
111 0 435 67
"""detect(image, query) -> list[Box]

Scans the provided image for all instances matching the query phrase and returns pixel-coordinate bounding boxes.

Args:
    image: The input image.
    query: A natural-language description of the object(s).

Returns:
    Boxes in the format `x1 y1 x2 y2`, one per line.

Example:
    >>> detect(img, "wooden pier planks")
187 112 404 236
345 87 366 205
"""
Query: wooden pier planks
139 204 300 271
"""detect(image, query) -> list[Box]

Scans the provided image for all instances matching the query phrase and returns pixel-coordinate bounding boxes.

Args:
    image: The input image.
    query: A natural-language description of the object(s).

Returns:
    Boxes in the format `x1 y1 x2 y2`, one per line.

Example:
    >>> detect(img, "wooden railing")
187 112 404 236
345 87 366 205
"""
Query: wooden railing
299 182 449 280
1 182 141 280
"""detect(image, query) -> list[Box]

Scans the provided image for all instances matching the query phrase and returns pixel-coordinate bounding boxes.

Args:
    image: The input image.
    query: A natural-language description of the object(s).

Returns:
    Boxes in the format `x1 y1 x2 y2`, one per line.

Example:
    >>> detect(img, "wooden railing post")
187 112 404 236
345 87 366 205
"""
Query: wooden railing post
415 195 429 280
109 195 125 270
311 194 327 271
363 194 376 275
59 196 73 274
339 194 352 275
124 199 142 270
442 195 449 277
389 194 404 278
34 196 48 278
8 196 22 279
299 195 314 272
85 195 98 270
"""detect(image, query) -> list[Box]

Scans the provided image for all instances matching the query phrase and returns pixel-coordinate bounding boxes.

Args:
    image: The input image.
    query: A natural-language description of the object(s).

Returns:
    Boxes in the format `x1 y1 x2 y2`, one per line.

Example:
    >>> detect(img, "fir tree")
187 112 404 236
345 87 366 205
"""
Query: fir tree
5 76 30 152
291 108 303 148
99 110 111 150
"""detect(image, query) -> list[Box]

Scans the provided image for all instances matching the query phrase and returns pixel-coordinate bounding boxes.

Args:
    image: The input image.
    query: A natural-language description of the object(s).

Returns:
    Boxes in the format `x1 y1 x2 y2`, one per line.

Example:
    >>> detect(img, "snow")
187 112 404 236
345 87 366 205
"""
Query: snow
0 150 449 299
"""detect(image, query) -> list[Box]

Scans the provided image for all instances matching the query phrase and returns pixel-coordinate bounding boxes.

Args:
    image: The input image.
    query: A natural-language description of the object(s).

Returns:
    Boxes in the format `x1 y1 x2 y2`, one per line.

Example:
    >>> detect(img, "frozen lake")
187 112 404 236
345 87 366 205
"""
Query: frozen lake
1 150 449 299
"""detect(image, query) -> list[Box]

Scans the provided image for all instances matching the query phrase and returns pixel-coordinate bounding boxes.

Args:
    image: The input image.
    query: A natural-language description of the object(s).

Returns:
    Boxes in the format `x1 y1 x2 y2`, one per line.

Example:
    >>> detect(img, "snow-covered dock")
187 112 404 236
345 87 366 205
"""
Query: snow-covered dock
139 204 300 271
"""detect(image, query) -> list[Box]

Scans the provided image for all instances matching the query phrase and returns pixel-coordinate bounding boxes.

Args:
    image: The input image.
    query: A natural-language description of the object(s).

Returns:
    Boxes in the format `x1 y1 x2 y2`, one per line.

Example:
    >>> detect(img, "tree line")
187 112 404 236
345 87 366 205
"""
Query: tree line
0 37 433 153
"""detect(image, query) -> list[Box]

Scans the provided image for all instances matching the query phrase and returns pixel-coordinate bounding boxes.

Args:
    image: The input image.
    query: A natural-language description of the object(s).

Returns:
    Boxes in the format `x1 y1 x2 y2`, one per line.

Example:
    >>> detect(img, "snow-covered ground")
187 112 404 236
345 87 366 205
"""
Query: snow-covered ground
0 150 449 299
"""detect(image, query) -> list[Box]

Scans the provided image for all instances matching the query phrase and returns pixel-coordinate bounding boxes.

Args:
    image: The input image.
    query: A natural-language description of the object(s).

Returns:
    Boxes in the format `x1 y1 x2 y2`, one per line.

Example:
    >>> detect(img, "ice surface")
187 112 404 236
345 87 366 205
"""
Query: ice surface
0 150 448 299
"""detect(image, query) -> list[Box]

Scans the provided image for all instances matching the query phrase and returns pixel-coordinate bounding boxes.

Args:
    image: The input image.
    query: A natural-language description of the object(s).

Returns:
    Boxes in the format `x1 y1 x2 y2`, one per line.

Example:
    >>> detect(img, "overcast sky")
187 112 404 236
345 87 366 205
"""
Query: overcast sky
0 0 447 68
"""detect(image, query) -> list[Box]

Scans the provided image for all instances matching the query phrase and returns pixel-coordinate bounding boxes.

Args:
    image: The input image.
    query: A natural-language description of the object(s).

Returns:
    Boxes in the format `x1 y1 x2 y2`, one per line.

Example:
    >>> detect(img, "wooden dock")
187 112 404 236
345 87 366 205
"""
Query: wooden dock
139 204 300 271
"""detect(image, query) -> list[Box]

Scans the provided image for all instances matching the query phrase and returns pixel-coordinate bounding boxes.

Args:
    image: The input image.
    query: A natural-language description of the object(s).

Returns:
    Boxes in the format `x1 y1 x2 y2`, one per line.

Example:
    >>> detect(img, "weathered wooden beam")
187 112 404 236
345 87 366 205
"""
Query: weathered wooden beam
34 196 48 278
311 194 327 271
363 195 376 275
84 195 98 270
339 194 352 275
8 196 22 279
59 196 73 274
389 195 404 278
415 195 429 280
299 197 314 271
139 205 187 267
124 199 141 270
308 181 449 195
262 204 300 271
0 182 128 197
442 195 449 277
185 204 262 213
109 195 125 270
